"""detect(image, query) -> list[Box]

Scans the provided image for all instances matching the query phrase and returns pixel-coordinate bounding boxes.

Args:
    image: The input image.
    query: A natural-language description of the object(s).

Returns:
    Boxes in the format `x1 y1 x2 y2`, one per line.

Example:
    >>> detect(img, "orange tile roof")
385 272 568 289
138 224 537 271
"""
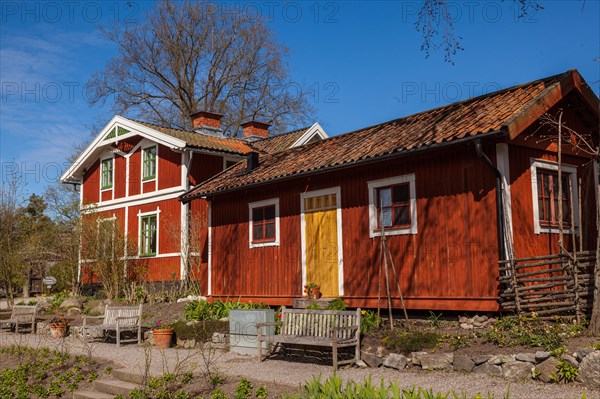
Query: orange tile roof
250 127 310 153
182 70 590 200
132 120 255 155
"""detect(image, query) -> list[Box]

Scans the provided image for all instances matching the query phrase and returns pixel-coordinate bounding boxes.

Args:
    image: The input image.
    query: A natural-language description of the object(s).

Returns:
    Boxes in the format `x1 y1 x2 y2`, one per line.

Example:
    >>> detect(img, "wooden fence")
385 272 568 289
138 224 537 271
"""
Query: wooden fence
499 250 596 319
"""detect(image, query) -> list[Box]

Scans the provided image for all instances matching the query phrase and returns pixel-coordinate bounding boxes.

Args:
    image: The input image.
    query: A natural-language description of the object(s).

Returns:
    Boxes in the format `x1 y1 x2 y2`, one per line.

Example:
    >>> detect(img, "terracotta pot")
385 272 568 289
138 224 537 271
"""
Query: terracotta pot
153 328 174 349
50 324 67 338
308 287 321 300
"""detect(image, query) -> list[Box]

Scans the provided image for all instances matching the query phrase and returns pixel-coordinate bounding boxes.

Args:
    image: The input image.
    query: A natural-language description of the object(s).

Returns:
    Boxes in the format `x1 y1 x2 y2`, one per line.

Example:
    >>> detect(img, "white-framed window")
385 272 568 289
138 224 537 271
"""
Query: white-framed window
142 145 157 181
100 157 113 190
530 159 579 234
248 198 280 248
97 216 116 259
368 174 417 237
139 212 158 256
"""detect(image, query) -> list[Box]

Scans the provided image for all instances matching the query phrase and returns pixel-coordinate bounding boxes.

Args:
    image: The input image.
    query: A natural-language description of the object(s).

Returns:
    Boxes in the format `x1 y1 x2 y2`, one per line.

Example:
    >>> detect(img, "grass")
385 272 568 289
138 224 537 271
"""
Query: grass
382 330 439 354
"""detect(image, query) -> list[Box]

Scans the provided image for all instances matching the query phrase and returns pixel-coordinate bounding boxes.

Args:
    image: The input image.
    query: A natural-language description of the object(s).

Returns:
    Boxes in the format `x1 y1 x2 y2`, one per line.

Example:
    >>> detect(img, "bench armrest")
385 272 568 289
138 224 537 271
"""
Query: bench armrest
115 316 140 320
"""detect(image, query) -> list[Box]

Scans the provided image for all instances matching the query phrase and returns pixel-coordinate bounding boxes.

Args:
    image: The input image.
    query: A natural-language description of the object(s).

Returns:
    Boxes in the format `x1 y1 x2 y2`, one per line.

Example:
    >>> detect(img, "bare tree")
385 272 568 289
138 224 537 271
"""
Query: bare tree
87 0 313 136
416 0 543 63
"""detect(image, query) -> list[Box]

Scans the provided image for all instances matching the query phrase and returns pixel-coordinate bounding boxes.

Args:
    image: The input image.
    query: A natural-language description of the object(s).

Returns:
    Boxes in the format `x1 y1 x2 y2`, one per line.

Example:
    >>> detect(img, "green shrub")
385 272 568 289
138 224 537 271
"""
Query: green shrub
551 361 579 383
234 378 253 399
326 298 348 310
184 299 268 321
360 310 381 333
383 331 439 354
172 320 228 342
481 316 573 351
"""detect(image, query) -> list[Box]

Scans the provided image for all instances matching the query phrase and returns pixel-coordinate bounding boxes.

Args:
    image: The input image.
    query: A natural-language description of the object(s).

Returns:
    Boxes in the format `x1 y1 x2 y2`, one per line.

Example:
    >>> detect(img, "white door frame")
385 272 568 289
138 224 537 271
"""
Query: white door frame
300 186 344 296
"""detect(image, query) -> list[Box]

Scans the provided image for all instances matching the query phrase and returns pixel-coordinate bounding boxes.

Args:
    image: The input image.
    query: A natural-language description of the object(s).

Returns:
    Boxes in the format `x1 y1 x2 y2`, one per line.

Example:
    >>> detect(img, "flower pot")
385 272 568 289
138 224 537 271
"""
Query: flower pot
153 328 174 349
308 287 321 300
50 323 67 338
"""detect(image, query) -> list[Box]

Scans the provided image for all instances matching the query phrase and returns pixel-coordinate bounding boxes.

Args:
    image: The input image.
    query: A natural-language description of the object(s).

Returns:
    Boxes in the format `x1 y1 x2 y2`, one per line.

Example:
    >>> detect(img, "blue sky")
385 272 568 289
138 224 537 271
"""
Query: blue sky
1 0 599 197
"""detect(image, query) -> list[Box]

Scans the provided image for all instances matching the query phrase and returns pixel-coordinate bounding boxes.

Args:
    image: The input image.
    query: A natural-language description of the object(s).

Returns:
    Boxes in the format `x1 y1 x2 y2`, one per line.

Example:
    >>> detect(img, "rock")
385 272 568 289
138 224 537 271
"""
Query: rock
177 338 196 349
212 332 228 344
467 318 475 324
376 346 389 358
355 360 368 368
502 361 534 380
146 331 155 346
362 352 384 368
420 353 453 371
487 317 497 324
472 322 483 328
474 315 487 323
580 351 600 388
459 316 469 324
535 351 551 363
535 357 560 383
472 355 492 365
176 295 208 303
383 353 408 370
411 352 427 366
59 297 85 309
473 362 502 377
489 355 513 365
460 323 474 330
66 307 81 317
453 354 475 372
562 354 579 368
515 353 537 363
576 349 594 362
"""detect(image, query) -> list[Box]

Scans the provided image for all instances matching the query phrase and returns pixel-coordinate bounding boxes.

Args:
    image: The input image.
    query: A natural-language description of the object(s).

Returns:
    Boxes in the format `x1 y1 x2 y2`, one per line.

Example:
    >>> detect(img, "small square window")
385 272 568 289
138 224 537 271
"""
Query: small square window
248 199 280 247
368 174 417 237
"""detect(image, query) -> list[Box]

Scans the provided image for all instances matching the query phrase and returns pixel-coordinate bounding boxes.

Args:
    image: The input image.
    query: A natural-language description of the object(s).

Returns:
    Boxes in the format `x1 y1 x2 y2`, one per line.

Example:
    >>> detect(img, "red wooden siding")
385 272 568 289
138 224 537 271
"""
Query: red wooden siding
208 144 501 311
101 189 112 202
82 160 99 205
128 198 182 281
158 144 181 190
114 154 127 199
129 148 141 196
143 180 156 193
189 153 226 186
189 199 210 294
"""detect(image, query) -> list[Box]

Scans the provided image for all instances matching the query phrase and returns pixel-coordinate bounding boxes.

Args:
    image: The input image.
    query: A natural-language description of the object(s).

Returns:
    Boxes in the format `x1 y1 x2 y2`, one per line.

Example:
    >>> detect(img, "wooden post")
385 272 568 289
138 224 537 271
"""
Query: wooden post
570 184 581 323
510 258 521 314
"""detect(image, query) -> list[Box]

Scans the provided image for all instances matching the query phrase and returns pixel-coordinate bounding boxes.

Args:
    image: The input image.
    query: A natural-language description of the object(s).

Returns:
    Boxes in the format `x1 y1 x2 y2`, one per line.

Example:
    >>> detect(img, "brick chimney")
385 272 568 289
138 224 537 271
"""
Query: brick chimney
241 120 270 140
190 111 223 129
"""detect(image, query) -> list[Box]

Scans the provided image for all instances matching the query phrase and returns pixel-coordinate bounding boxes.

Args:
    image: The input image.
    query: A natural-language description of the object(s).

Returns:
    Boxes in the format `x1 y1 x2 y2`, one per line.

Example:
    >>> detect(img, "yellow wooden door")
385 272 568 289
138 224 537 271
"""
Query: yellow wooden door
304 194 338 297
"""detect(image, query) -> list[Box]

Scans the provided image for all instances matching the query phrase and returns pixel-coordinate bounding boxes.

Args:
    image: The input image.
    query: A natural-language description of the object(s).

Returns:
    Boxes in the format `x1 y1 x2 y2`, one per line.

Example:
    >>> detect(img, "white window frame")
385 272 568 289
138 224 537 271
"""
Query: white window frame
530 159 579 235
142 145 157 182
138 209 160 257
248 198 280 248
368 174 417 238
100 156 114 192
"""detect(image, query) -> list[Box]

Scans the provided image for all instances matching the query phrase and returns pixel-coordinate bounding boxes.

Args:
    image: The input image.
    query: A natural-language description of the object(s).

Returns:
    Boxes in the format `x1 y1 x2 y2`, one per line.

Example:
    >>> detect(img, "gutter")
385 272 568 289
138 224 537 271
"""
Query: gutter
182 130 509 202
474 139 506 262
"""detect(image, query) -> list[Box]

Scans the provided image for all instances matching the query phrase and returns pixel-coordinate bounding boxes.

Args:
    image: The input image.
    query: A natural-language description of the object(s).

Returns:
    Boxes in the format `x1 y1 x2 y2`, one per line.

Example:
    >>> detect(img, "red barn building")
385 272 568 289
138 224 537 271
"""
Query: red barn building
182 70 599 312
61 112 327 286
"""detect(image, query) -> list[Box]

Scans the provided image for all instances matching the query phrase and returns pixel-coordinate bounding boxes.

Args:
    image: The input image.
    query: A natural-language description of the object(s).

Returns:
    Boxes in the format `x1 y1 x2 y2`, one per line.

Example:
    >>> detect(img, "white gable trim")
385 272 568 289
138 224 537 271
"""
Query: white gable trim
290 122 328 148
61 116 187 182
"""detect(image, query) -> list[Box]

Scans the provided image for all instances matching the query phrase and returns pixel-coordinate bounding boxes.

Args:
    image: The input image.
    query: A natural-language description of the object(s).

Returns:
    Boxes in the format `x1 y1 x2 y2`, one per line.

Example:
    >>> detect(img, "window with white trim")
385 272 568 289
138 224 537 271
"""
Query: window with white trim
248 198 280 248
142 146 157 181
368 174 417 237
101 158 113 190
531 160 579 234
140 214 158 256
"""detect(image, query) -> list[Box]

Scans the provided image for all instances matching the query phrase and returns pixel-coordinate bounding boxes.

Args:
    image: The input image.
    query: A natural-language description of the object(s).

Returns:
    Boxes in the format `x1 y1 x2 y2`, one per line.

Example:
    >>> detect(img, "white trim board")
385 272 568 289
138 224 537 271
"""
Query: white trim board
530 158 580 235
290 122 328 148
300 186 344 296
81 186 186 213
496 143 514 259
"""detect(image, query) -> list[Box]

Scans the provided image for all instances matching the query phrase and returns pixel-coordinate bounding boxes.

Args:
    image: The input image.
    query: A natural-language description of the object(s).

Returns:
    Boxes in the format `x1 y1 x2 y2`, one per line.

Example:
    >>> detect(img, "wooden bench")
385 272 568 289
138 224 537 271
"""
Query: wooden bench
257 307 361 370
81 304 142 346
0 305 37 334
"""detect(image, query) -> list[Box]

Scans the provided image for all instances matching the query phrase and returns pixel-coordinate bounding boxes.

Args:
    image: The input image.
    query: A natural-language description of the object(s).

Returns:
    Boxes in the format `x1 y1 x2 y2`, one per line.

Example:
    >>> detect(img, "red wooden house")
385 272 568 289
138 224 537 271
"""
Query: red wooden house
182 70 599 312
61 112 328 285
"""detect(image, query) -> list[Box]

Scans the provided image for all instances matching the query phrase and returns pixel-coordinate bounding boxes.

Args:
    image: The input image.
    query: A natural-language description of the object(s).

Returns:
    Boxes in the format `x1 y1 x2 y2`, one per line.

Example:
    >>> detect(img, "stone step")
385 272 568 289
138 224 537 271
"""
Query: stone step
293 298 334 309
72 390 116 399
111 368 146 385
93 379 141 396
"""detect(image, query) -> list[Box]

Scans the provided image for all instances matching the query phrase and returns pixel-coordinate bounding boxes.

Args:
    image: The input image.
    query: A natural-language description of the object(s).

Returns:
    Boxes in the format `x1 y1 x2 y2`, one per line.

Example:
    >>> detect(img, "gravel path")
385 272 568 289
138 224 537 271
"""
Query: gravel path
1 332 598 399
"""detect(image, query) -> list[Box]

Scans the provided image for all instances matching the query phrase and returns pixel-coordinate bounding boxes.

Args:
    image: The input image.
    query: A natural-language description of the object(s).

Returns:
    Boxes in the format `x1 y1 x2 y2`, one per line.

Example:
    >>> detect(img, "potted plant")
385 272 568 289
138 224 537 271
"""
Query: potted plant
49 316 69 338
152 321 174 349
304 282 321 300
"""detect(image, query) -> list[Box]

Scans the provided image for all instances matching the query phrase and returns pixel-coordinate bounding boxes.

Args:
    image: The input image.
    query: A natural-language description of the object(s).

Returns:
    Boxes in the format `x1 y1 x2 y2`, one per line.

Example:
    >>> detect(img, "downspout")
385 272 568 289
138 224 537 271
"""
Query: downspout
474 139 506 262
